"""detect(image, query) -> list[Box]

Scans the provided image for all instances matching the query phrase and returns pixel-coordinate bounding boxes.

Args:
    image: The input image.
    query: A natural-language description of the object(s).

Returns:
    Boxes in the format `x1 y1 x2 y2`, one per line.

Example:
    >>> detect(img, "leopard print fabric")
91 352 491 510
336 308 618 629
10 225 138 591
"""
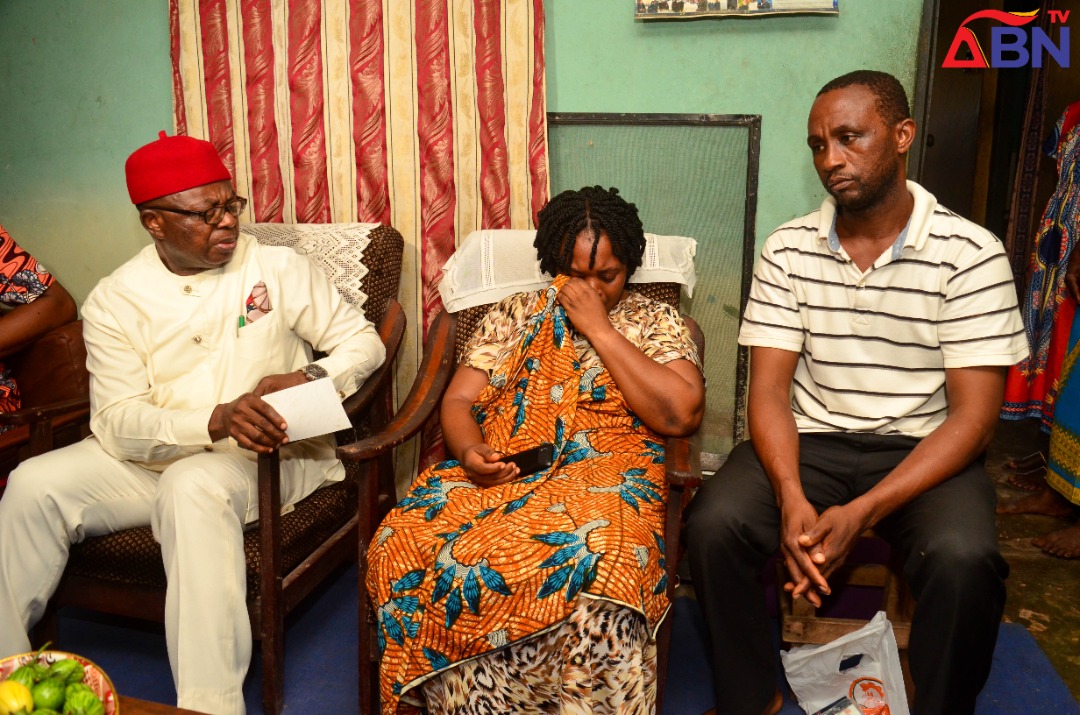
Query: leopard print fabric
420 597 657 714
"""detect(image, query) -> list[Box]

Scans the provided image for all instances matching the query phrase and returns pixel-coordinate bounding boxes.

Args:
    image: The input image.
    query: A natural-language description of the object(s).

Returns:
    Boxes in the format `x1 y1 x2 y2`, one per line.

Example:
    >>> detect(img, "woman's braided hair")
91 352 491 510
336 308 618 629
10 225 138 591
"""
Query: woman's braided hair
534 186 646 278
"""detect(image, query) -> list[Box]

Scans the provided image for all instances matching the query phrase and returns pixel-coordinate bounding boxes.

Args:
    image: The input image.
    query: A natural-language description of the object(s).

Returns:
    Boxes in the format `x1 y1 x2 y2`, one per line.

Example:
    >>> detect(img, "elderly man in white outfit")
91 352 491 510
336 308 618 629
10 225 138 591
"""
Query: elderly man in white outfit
0 133 385 715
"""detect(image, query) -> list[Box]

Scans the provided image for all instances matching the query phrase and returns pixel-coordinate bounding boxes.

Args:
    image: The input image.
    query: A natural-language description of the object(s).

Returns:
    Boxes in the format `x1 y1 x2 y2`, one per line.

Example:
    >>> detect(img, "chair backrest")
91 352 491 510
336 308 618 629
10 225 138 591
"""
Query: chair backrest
7 320 89 408
441 229 695 362
240 223 404 326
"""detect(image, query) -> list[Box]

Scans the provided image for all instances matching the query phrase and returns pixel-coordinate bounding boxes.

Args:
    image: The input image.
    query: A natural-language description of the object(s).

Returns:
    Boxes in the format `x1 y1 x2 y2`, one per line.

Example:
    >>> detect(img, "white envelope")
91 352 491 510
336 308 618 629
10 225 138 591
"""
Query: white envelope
261 377 352 442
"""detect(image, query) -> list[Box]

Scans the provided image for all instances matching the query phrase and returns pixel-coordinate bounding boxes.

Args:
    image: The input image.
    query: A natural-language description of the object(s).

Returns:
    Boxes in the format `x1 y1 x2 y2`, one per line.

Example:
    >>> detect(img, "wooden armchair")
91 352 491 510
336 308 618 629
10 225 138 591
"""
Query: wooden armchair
0 320 91 498
32 224 406 715
777 531 916 699
338 280 704 715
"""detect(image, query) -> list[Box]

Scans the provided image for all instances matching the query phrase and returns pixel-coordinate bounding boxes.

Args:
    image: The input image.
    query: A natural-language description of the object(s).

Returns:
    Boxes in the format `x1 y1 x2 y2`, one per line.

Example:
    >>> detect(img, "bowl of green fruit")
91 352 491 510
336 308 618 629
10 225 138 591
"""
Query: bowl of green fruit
0 648 116 715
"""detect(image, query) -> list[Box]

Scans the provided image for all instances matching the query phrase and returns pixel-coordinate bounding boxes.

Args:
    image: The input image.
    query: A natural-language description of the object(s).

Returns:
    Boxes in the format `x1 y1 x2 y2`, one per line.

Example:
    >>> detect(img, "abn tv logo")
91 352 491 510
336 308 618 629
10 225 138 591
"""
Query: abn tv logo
943 9 1070 68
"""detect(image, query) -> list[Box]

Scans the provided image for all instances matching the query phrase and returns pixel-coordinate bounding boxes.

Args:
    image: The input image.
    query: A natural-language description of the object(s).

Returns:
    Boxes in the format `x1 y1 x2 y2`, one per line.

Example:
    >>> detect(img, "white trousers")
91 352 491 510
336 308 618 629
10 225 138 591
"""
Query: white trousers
0 438 262 715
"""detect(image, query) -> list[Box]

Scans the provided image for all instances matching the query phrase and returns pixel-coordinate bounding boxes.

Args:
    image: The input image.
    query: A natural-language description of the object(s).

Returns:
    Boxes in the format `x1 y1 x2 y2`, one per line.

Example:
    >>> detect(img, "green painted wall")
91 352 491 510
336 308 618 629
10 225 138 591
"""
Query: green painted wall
545 0 924 245
0 0 172 305
0 1 922 304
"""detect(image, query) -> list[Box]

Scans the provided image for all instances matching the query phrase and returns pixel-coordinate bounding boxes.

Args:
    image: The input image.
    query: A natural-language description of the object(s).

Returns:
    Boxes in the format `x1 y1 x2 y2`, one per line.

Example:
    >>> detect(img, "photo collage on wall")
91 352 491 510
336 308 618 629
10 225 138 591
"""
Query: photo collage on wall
635 0 838 18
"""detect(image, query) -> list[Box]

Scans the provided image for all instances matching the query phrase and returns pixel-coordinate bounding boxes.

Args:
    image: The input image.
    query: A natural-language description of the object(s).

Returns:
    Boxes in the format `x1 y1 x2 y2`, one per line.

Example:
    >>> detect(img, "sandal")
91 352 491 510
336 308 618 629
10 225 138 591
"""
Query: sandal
1006 465 1047 492
1004 451 1046 472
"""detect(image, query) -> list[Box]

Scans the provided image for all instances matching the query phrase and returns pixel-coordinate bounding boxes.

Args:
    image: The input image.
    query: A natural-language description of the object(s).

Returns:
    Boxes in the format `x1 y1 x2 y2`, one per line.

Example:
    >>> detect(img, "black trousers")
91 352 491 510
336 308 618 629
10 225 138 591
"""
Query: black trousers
685 433 1008 715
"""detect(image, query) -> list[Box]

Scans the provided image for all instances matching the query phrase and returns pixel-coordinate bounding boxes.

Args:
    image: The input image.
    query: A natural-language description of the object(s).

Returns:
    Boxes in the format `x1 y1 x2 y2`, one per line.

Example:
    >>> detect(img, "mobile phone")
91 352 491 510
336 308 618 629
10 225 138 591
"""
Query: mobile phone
502 442 555 476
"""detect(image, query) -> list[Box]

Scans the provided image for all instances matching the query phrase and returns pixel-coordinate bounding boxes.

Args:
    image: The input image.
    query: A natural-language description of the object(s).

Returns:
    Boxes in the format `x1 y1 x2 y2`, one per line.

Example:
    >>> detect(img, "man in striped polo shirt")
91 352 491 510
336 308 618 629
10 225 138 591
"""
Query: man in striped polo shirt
687 70 1028 715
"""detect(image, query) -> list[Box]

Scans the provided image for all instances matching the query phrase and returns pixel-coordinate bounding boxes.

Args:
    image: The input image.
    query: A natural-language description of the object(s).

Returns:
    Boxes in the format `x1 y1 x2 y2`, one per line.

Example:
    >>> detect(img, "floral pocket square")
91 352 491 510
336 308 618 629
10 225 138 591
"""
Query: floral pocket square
244 281 272 324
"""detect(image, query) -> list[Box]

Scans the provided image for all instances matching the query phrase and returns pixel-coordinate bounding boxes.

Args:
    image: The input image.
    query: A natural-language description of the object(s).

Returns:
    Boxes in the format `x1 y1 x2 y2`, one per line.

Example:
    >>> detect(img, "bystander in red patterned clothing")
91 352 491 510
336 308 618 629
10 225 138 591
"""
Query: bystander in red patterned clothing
0 225 59 426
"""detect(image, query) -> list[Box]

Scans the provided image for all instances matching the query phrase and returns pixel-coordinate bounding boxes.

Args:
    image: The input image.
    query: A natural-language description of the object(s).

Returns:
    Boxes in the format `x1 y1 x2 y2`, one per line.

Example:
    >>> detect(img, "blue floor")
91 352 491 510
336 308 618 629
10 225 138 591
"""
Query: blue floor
663 595 1080 715
54 564 1078 714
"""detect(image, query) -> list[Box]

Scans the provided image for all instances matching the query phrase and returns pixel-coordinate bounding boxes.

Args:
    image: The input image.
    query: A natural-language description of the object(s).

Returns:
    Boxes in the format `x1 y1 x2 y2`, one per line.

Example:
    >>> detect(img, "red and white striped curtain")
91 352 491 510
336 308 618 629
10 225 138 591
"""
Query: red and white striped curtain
168 1 548 481
170 0 548 477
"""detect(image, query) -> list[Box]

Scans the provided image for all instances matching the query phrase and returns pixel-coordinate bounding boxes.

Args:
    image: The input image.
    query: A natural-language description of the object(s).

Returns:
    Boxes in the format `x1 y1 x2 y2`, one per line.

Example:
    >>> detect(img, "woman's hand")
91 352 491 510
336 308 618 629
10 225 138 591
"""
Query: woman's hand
460 443 520 487
557 278 616 340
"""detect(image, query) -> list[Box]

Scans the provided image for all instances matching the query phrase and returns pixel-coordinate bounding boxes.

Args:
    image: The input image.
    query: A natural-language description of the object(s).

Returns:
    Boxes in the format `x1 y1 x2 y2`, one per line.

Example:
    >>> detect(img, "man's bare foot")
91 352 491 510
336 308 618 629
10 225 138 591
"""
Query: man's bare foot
1005 466 1046 492
1033 521 1080 558
997 486 1075 516
1004 451 1045 472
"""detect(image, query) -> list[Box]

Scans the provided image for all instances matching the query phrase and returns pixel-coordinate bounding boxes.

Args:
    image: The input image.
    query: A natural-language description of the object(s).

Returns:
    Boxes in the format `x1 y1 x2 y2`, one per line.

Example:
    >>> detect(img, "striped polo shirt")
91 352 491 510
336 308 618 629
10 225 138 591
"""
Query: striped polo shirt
740 181 1028 437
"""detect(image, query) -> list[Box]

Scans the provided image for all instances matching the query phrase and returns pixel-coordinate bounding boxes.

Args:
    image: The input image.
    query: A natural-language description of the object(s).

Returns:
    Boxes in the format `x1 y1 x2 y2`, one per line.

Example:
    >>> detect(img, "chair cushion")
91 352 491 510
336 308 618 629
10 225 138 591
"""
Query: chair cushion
438 229 697 313
65 475 357 597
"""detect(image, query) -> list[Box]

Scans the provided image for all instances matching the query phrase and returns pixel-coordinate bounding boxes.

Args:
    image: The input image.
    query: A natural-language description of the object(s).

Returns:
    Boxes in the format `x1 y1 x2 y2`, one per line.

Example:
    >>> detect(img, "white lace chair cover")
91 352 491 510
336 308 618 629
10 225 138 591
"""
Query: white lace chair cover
438 229 698 313
240 223 377 311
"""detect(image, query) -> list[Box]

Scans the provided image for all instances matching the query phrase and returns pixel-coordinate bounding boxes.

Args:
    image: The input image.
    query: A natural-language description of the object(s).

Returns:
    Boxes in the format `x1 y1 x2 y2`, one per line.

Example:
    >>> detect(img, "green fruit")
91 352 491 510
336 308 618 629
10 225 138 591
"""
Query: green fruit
32 678 67 712
47 659 85 685
35 710 62 715
65 682 93 701
20 662 49 684
4 667 36 691
62 688 104 715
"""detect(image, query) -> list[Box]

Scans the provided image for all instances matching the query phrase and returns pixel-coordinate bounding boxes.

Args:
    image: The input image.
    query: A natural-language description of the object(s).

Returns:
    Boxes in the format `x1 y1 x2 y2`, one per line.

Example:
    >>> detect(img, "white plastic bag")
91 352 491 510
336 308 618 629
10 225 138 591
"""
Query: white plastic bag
780 611 910 715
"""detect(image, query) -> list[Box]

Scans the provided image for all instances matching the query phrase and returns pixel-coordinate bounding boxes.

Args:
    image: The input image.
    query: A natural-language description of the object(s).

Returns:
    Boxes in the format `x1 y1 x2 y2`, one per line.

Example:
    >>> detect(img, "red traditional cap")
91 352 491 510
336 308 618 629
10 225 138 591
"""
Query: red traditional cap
125 131 232 205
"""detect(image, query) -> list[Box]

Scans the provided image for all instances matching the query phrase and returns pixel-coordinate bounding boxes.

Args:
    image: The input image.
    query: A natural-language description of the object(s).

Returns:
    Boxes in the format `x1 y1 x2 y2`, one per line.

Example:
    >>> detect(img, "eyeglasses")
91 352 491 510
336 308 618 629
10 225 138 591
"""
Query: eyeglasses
149 196 248 225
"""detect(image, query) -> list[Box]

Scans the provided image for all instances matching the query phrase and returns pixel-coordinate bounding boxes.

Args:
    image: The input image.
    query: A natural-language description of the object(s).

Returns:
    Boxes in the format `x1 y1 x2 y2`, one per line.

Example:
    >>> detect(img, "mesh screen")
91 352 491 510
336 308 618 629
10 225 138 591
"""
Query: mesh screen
548 117 758 458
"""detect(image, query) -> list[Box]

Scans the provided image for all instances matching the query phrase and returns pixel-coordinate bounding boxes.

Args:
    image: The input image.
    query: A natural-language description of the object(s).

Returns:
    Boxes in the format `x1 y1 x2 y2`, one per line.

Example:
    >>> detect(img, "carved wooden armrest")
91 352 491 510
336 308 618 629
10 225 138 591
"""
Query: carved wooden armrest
0 397 91 427
338 310 457 463
664 428 703 490
661 427 702 604
342 298 406 420
0 398 91 456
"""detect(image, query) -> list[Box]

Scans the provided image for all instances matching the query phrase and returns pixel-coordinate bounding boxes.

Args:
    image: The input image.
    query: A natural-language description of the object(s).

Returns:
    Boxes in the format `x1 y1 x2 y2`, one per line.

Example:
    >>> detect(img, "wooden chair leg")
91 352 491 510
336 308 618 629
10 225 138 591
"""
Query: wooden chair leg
899 648 914 704
358 574 379 715
262 612 285 715
655 479 687 715
259 453 285 715
655 611 673 715
358 460 380 715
